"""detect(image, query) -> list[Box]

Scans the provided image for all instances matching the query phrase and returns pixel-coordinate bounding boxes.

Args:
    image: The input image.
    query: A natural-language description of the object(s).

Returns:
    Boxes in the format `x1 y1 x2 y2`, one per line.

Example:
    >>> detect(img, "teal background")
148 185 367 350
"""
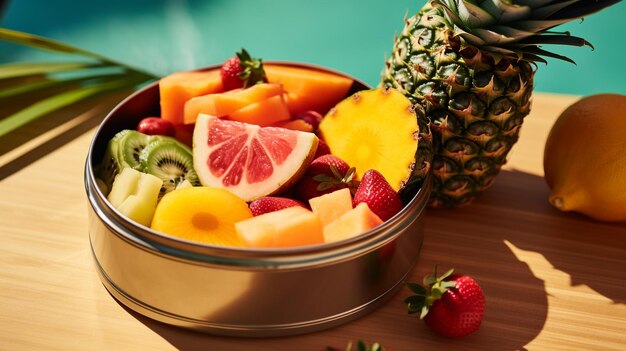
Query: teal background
1 0 624 95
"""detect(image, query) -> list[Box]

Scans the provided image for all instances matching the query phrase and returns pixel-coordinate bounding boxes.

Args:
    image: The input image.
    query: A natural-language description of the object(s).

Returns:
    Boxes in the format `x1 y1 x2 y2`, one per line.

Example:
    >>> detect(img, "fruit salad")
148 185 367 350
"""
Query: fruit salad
96 49 428 249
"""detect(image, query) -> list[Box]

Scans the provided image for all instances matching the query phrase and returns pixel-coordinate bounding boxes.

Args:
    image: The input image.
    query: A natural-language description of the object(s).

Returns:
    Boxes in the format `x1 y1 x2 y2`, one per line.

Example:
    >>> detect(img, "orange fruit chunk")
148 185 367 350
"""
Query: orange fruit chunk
270 119 314 132
160 70 223 125
235 206 324 248
309 188 353 227
226 95 291 126
183 83 283 124
193 115 318 202
323 203 383 243
264 64 353 115
151 187 252 247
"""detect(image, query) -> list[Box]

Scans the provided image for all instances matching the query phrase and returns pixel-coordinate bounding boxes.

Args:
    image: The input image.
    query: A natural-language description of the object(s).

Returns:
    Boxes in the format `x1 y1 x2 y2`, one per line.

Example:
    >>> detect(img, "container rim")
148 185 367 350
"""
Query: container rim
85 62 432 267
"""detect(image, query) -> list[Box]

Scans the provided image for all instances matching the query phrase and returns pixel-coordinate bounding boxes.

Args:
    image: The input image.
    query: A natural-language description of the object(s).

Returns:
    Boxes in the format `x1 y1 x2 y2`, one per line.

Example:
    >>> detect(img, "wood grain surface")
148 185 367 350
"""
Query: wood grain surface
1 93 625 351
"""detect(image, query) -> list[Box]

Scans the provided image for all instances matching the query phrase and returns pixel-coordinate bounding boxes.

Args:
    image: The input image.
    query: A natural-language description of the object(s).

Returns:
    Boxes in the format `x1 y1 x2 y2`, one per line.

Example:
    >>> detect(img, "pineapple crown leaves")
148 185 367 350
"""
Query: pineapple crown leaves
235 48 267 88
429 0 622 64
405 265 456 319
313 166 360 195
327 340 383 351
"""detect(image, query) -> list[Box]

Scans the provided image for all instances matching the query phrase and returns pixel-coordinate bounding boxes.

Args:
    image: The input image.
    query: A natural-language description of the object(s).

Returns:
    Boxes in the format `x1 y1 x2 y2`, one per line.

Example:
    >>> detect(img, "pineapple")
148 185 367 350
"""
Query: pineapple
151 187 253 246
382 0 620 207
319 88 431 198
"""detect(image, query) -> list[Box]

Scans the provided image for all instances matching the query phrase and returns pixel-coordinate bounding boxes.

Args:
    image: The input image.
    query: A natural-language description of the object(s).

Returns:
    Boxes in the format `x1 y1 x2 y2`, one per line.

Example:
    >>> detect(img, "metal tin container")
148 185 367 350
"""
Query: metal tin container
85 63 431 337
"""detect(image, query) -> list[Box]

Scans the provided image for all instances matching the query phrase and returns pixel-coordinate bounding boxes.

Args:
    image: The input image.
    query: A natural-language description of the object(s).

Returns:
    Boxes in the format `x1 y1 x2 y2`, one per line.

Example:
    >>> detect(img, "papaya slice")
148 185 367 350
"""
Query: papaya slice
184 83 283 124
226 95 291 126
264 64 354 115
159 70 223 125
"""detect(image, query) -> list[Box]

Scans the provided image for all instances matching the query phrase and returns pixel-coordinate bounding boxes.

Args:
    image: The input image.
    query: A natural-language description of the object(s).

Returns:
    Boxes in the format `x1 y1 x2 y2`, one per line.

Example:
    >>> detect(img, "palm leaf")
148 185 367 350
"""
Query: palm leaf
0 61 105 80
0 27 155 77
0 73 126 99
0 28 159 138
0 74 147 137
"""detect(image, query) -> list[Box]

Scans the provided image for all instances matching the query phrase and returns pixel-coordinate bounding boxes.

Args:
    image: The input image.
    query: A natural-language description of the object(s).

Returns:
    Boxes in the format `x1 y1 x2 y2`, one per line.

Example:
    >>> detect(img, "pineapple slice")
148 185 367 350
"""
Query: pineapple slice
318 88 419 192
107 168 163 226
151 187 252 247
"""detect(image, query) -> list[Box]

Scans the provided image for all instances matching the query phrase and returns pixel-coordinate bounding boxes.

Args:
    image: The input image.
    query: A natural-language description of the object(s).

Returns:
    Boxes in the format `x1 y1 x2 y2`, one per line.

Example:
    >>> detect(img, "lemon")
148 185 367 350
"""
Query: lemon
543 94 626 221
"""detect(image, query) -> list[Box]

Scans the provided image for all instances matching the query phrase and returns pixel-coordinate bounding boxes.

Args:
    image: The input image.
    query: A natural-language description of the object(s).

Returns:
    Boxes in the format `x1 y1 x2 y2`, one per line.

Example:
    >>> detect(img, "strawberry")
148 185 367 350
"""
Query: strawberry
295 110 324 131
352 169 403 221
294 155 358 202
249 197 306 216
405 266 485 338
313 139 331 158
328 340 385 351
220 48 267 91
136 117 175 137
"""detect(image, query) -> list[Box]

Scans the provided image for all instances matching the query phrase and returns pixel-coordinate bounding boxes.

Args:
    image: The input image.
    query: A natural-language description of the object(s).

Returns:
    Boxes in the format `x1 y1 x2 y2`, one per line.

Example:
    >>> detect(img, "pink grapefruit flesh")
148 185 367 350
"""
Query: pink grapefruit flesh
193 114 318 201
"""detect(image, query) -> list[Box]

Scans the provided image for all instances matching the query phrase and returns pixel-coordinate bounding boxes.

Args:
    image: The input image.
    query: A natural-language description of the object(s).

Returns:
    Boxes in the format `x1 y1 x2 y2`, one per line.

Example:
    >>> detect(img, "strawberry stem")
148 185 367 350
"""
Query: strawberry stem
313 165 360 193
405 265 456 319
236 48 267 88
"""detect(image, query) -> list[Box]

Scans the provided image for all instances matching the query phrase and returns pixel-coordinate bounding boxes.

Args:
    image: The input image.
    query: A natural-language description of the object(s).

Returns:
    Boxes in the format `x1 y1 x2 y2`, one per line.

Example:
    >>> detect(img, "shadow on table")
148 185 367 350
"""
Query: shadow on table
478 170 626 306
0 81 131 180
111 169 626 350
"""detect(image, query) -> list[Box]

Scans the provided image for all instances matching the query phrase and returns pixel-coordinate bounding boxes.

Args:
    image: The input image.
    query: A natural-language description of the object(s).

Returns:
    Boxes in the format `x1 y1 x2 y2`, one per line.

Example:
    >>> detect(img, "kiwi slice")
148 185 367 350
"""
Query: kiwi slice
116 130 154 170
140 139 199 197
96 130 133 193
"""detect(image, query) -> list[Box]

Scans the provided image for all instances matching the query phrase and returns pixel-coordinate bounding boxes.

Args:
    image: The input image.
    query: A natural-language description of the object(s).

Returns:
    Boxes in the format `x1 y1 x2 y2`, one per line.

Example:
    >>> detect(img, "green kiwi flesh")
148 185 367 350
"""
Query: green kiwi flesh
116 130 154 170
139 139 199 197
96 130 130 193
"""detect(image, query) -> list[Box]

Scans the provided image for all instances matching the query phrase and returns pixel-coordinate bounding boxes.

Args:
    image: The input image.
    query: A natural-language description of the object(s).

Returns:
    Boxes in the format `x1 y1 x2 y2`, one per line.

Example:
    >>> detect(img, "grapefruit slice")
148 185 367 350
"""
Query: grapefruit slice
193 114 318 202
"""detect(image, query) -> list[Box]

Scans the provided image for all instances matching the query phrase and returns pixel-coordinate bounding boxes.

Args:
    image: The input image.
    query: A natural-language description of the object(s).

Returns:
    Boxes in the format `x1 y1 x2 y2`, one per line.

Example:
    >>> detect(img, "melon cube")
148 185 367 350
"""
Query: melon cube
308 188 353 227
235 206 324 248
323 203 383 243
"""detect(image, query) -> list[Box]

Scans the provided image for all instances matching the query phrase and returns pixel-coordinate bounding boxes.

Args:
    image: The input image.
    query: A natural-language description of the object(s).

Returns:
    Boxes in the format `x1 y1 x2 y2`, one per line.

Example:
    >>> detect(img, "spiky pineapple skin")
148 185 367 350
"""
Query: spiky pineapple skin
382 4 535 207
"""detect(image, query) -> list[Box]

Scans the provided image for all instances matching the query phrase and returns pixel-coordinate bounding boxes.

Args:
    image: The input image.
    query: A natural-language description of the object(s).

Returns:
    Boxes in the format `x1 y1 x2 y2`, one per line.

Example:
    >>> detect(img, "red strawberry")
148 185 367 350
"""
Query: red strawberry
352 169 403 221
328 340 385 351
313 139 331 158
295 110 324 131
405 267 485 338
249 197 306 216
307 154 350 176
137 117 175 137
220 48 267 91
294 155 358 202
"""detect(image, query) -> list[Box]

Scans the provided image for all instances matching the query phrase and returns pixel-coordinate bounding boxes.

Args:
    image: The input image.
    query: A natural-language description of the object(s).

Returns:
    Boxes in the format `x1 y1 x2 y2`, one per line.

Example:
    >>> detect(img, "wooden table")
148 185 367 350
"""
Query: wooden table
1 93 625 350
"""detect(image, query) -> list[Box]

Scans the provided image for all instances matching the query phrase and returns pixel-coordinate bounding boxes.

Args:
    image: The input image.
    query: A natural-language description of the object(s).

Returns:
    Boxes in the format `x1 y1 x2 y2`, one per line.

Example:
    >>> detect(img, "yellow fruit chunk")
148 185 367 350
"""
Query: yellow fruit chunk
107 168 163 227
151 187 252 246
309 188 353 227
544 93 626 222
160 70 223 125
235 206 324 248
319 88 419 192
323 203 383 243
